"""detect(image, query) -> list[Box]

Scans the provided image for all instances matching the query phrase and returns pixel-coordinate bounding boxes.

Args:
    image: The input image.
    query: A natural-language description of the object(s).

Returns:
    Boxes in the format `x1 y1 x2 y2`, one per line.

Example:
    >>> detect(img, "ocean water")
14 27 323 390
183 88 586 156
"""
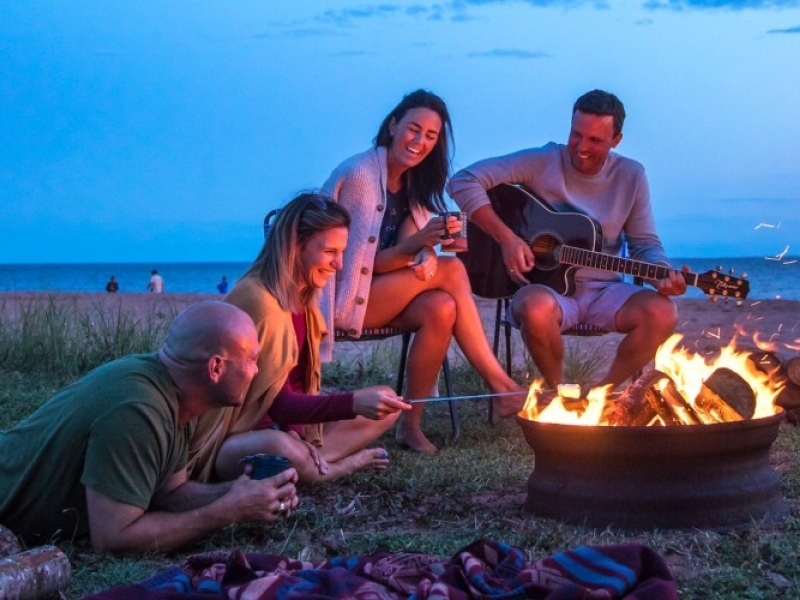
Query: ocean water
0 257 798 301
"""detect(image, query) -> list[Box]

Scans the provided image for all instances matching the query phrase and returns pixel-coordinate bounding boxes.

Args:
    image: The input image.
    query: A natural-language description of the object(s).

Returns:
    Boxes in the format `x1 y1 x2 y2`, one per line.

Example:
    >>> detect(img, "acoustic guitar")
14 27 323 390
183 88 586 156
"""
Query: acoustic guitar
457 183 750 302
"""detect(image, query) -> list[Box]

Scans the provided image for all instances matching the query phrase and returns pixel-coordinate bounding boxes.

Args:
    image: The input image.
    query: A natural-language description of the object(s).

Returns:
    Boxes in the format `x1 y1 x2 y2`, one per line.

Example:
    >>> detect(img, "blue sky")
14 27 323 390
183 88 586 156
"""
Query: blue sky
2 0 798 264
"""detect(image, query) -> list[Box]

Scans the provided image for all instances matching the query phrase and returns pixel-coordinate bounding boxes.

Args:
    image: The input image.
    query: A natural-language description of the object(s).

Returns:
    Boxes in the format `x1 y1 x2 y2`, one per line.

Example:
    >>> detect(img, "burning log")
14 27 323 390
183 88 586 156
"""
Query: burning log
747 351 800 425
606 370 666 426
655 379 703 425
695 368 755 422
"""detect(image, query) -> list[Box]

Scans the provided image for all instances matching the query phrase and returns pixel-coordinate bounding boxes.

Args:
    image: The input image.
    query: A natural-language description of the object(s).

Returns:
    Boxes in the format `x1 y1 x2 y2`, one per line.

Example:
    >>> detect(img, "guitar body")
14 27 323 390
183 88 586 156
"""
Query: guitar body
458 182 750 302
459 183 603 297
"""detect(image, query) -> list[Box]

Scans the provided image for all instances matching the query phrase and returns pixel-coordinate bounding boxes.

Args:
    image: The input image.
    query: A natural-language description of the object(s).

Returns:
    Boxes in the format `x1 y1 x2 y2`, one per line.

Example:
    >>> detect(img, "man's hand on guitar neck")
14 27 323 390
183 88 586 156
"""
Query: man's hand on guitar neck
653 265 690 297
470 205 534 286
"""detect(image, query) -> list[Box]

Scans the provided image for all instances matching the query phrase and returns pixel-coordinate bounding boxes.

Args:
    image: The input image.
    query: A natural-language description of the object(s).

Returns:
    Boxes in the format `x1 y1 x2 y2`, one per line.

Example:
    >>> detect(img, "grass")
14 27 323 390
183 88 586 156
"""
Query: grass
2 299 800 598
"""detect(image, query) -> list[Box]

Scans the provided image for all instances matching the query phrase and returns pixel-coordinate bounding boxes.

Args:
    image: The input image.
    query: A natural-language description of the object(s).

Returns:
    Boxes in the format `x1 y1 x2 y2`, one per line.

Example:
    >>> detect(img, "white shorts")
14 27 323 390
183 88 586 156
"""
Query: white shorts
506 280 645 333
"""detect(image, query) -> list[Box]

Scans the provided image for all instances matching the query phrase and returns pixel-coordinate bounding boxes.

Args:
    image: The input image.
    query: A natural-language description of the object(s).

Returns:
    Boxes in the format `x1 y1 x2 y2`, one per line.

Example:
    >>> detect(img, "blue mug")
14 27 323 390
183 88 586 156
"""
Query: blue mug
237 454 292 480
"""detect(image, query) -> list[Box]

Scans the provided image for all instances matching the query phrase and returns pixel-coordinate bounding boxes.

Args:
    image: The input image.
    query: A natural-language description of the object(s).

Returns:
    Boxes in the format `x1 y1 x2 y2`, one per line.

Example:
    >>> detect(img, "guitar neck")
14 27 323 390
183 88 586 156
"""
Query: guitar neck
558 245 697 286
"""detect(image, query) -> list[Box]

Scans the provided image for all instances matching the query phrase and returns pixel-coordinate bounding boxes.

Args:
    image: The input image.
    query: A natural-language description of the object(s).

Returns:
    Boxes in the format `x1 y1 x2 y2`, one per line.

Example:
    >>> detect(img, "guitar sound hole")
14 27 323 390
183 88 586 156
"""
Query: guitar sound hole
530 234 560 270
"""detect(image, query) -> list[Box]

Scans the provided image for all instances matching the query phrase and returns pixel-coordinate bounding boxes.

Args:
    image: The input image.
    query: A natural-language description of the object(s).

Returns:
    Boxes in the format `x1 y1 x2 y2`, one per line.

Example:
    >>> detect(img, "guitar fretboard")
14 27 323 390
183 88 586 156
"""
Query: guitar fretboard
558 246 698 286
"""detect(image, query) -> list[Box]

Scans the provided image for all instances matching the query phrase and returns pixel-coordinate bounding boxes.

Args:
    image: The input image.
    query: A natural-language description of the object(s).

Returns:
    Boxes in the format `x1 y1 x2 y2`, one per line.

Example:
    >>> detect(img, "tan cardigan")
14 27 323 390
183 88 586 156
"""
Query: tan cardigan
187 276 325 482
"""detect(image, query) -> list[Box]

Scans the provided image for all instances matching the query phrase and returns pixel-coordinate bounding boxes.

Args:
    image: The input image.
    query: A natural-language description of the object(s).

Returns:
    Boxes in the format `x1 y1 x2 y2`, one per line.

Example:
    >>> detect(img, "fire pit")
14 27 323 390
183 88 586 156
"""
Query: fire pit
516 335 789 530
517 410 786 530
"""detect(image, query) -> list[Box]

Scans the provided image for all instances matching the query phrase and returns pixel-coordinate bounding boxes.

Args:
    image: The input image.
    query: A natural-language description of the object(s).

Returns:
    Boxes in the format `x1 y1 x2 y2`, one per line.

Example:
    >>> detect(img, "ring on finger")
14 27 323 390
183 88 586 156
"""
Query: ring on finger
279 501 285 512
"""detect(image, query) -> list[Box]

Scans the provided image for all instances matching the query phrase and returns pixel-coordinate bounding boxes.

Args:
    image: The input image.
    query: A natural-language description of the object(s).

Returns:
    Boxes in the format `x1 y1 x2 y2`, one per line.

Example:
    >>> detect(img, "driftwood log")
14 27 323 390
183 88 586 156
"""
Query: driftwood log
0 525 71 599
0 525 21 559
0 545 71 600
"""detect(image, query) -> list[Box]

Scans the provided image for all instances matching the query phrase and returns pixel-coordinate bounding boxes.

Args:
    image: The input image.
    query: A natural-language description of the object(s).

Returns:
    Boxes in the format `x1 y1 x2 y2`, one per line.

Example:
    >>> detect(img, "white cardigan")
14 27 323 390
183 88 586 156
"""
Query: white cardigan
320 146 431 361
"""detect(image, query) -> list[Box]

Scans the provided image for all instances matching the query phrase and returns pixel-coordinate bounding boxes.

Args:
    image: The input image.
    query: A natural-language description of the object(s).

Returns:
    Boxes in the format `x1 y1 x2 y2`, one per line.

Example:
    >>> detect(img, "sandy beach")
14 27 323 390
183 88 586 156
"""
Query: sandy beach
2 291 798 365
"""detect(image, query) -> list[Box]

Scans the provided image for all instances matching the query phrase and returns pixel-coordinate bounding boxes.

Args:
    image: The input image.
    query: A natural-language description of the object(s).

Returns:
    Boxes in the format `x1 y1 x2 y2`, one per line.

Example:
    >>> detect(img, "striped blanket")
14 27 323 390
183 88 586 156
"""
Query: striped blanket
86 538 677 599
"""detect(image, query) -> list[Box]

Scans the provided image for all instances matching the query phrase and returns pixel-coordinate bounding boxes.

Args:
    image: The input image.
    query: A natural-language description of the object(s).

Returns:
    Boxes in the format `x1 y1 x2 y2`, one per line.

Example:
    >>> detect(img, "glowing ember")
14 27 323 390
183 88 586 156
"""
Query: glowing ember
520 334 783 426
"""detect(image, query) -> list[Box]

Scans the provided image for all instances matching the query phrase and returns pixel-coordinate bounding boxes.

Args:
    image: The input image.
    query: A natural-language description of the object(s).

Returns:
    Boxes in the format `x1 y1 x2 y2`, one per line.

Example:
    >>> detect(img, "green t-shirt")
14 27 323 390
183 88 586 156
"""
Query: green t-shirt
0 354 194 545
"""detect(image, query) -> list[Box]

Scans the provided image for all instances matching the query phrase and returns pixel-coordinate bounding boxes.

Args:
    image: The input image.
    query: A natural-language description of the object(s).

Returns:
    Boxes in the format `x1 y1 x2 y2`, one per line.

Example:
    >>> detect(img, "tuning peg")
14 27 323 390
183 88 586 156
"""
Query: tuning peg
710 296 718 303
736 299 744 306
742 272 748 279
715 265 722 272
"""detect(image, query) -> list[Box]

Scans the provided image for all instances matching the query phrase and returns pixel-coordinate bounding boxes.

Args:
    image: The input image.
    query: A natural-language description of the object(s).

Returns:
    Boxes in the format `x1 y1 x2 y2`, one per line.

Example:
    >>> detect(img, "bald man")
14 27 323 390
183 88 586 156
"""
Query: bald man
0 301 299 553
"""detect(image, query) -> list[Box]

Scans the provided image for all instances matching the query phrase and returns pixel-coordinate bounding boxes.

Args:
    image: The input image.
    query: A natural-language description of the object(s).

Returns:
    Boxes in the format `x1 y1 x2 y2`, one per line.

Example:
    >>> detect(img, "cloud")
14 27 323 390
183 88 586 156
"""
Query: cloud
315 4 447 25
644 0 800 10
468 48 549 58
767 24 800 32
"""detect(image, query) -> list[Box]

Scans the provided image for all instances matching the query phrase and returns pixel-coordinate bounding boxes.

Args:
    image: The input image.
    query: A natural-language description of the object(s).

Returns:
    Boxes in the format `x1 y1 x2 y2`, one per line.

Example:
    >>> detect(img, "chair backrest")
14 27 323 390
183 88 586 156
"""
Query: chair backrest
264 209 280 240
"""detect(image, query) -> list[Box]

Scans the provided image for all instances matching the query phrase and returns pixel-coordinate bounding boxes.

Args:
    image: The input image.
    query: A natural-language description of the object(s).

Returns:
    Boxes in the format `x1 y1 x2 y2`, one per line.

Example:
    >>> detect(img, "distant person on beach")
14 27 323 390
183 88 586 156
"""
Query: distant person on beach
105 275 119 293
147 269 165 293
188 193 410 484
447 89 688 389
320 89 524 454
217 275 229 295
0 301 298 553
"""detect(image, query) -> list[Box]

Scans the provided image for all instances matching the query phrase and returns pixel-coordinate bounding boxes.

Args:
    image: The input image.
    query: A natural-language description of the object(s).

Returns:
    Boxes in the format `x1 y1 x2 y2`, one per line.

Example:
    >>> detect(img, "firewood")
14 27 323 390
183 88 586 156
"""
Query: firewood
644 388 681 425
695 367 756 422
659 379 703 425
704 367 756 419
777 382 800 425
785 357 800 387
0 526 21 559
0 545 71 600
606 370 666 426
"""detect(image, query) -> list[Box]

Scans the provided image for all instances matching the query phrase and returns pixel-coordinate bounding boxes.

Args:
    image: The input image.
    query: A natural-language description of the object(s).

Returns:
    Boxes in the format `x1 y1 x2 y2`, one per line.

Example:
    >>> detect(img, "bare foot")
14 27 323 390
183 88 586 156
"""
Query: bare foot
395 427 437 454
334 447 391 476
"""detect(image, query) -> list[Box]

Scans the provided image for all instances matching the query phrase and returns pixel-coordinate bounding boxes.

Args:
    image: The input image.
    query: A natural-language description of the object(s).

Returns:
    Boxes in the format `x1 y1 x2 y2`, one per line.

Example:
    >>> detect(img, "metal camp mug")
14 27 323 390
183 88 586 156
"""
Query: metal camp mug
439 211 468 252
237 454 292 480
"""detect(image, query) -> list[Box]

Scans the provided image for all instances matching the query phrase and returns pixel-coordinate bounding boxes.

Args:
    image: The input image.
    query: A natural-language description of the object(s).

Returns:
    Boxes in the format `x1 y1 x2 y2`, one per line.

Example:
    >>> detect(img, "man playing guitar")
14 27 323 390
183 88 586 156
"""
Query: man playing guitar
447 90 688 390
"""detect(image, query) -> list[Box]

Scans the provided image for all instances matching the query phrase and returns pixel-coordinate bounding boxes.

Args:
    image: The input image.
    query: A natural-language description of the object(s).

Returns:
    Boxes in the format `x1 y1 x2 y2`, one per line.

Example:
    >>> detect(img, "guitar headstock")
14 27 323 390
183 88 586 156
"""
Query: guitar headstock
696 267 750 304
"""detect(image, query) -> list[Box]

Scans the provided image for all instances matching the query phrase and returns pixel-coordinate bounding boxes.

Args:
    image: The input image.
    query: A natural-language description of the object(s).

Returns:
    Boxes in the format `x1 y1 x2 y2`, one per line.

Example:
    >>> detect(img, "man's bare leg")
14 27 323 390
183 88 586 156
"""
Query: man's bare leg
598 290 677 388
512 286 565 389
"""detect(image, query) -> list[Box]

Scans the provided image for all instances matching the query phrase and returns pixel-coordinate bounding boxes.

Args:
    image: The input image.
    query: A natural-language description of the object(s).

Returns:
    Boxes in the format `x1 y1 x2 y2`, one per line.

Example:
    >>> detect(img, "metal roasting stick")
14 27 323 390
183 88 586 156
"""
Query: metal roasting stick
409 390 527 404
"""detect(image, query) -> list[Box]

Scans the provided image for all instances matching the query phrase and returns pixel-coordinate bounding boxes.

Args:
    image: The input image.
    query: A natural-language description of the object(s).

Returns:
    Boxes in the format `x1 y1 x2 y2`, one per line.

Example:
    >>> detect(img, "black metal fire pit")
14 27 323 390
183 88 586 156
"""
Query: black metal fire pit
517 410 787 530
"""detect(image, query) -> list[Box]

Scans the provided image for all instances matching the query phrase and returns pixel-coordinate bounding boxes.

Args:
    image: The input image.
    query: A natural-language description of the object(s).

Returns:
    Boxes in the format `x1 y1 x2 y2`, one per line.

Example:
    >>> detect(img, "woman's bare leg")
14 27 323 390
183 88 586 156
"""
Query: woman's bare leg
372 290 456 453
216 413 398 483
366 257 524 418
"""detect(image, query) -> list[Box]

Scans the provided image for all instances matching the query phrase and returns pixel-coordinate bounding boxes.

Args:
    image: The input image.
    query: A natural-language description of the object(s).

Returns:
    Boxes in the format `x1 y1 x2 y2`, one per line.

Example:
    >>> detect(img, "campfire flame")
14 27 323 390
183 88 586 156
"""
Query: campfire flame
521 334 783 426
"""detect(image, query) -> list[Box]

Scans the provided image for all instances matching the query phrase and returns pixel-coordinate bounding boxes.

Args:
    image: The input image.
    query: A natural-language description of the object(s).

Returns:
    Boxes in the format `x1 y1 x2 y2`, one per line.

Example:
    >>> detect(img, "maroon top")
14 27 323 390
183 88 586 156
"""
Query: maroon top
255 312 355 435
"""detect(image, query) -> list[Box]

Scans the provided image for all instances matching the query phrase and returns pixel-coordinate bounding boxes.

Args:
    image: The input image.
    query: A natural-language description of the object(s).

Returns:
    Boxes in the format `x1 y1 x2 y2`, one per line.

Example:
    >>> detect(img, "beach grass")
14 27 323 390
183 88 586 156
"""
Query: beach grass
2 298 800 598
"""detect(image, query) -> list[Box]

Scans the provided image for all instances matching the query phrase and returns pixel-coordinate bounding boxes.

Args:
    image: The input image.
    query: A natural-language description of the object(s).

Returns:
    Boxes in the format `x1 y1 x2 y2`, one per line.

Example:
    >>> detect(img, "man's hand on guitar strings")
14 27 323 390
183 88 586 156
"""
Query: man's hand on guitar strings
502 237 535 286
655 265 690 297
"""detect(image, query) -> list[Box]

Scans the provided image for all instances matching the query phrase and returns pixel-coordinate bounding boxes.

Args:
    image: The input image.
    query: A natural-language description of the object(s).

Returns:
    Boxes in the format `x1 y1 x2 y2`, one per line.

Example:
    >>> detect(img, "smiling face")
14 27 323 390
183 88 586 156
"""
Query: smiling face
218 335 260 407
386 107 442 181
298 226 348 290
567 110 623 176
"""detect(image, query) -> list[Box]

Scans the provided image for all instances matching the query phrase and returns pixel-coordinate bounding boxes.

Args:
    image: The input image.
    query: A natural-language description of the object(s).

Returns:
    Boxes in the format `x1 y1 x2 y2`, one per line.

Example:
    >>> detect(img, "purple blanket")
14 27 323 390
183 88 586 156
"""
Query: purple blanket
85 539 677 599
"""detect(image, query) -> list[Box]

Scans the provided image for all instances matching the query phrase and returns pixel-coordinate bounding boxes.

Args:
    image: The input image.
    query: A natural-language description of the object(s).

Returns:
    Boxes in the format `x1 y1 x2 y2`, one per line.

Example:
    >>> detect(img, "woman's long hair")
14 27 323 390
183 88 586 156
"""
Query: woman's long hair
245 192 350 312
374 89 453 213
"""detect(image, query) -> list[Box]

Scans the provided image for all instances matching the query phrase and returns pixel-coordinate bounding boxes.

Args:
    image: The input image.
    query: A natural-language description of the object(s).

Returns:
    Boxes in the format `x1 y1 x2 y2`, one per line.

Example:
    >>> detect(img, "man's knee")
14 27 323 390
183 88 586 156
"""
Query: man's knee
513 288 561 331
624 292 677 334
